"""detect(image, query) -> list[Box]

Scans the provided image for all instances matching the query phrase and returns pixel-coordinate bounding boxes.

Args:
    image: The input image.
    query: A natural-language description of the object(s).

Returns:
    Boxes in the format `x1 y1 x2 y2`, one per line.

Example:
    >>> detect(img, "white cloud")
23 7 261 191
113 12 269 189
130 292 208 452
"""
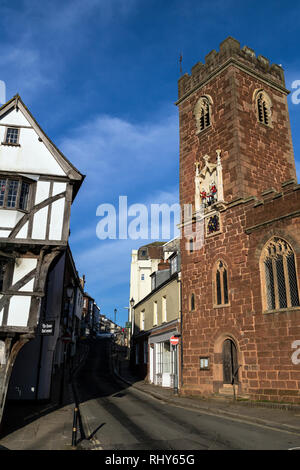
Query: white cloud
60 110 179 203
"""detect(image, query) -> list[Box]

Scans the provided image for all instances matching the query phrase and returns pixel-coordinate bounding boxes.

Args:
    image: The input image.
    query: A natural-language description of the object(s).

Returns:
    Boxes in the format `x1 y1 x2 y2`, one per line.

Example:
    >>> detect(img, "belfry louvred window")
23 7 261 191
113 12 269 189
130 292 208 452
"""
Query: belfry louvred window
194 96 212 133
262 238 299 311
256 90 271 126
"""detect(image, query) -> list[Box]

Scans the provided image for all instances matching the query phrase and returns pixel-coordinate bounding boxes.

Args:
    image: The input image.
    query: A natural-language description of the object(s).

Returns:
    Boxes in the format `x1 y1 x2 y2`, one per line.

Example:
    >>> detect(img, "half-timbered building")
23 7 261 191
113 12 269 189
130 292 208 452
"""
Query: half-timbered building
0 95 84 422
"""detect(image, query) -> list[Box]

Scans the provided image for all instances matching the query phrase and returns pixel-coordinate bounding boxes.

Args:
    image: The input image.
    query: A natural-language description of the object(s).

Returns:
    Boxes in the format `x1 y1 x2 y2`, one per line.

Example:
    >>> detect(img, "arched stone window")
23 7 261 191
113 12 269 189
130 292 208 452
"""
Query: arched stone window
261 237 300 311
194 96 212 133
254 89 272 126
213 260 229 306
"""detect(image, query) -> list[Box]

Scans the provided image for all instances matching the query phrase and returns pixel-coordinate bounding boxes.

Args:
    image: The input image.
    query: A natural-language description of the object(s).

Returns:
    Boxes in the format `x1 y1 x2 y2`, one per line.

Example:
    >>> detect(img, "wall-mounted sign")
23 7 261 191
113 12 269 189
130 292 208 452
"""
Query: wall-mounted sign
0 340 6 366
40 321 55 336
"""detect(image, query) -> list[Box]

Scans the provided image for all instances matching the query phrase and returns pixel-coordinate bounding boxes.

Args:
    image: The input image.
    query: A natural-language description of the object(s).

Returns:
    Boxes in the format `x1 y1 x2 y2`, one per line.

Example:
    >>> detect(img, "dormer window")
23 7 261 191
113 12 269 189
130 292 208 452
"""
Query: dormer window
3 127 20 145
0 177 31 211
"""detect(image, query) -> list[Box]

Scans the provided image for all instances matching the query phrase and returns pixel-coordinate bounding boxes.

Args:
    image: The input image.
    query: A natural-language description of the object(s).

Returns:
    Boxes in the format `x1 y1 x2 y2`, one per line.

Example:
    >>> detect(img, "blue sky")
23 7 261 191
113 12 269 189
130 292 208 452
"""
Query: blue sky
1 0 300 325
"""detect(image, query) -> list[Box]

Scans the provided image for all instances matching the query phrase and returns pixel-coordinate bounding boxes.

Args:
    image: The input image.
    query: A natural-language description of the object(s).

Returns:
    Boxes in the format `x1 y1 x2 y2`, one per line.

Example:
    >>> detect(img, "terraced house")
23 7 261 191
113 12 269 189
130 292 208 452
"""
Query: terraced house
0 95 84 422
178 37 300 403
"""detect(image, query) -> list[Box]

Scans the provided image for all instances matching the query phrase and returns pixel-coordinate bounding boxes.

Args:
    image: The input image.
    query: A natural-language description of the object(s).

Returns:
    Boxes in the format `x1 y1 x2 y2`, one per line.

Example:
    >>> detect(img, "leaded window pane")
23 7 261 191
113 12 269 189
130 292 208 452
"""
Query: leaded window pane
287 253 300 307
19 182 29 210
223 269 228 304
265 258 275 310
0 180 6 207
216 270 221 305
6 127 19 144
276 255 287 309
7 180 19 208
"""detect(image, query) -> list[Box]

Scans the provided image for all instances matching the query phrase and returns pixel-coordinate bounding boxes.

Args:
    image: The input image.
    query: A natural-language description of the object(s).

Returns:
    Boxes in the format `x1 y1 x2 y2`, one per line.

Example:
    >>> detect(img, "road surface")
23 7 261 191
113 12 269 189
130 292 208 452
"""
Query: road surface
75 338 300 450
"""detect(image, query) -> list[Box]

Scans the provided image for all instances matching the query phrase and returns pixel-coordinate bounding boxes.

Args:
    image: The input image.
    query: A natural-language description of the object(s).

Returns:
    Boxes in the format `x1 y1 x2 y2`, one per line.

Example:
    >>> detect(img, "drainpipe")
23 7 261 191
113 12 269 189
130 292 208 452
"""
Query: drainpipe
178 271 183 389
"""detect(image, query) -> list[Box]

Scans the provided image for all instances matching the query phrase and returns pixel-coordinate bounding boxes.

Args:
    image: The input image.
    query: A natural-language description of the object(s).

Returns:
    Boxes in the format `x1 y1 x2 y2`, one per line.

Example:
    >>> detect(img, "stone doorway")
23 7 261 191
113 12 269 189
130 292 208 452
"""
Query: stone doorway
222 338 239 385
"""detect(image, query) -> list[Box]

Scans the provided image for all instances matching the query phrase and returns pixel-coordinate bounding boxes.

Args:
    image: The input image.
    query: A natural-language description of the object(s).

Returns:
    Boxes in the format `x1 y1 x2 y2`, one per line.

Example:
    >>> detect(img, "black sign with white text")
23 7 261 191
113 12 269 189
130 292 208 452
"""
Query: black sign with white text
40 321 55 336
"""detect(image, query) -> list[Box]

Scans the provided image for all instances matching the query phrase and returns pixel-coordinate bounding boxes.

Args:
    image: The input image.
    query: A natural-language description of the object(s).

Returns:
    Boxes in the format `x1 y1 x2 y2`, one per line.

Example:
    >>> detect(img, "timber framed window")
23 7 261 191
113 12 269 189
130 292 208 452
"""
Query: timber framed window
213 260 229 307
0 177 31 211
3 127 20 146
261 237 300 311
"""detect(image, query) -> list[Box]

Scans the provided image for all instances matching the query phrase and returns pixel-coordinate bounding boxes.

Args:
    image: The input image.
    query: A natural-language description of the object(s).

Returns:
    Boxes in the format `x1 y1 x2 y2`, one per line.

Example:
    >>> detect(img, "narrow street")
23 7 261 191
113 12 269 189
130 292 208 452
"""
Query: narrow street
75 339 300 450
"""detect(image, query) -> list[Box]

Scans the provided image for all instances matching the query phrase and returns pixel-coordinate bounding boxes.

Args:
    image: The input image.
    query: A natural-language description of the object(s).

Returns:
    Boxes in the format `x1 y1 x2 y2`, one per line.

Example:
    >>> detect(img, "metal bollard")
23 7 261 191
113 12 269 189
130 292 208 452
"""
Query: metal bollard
71 407 78 448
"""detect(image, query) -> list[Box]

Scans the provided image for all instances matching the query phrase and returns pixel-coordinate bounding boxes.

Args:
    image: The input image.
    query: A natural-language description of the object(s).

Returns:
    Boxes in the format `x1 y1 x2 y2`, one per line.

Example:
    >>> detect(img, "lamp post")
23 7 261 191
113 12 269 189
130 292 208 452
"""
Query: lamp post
114 308 117 325
130 297 135 337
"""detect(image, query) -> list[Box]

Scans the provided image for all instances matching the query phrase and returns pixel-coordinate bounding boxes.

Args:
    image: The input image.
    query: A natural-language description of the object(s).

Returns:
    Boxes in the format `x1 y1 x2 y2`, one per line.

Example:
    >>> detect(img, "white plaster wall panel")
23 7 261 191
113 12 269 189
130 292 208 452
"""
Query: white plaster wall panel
35 181 50 205
0 209 23 228
0 126 5 142
19 279 35 292
0 128 66 176
32 206 48 239
7 296 31 326
0 230 10 237
0 108 30 127
12 258 37 285
49 198 65 240
16 221 28 239
52 182 66 197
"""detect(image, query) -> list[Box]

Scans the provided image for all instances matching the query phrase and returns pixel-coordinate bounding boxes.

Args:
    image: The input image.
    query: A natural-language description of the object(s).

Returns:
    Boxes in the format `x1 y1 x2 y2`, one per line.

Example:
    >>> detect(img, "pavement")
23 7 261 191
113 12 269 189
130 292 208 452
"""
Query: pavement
0 341 89 451
113 353 300 438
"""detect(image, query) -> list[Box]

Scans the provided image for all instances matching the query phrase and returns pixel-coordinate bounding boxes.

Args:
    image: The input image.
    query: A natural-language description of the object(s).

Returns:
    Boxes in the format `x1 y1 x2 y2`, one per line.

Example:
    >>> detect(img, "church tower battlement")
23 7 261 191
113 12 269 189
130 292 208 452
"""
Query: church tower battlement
177 37 297 208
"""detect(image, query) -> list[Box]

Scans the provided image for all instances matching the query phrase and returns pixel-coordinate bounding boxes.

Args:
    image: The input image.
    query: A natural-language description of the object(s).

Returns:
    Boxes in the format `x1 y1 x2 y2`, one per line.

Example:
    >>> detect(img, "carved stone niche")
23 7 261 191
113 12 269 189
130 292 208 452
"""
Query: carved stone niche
194 150 224 213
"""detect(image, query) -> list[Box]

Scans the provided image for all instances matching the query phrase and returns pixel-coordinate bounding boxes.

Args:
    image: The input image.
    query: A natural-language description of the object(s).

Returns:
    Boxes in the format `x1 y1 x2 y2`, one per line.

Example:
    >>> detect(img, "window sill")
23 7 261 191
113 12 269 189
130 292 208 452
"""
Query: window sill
263 306 300 315
1 142 21 147
0 207 28 213
196 125 212 136
213 303 230 309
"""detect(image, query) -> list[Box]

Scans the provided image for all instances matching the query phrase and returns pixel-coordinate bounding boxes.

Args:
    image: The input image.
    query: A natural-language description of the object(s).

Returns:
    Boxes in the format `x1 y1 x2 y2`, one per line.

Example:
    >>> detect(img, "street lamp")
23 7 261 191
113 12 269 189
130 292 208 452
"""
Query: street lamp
114 308 117 325
130 297 135 336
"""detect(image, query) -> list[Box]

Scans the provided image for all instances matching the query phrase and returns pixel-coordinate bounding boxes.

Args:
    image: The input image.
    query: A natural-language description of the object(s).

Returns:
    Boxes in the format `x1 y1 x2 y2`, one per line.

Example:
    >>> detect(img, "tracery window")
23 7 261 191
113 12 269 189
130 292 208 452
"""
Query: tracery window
255 90 272 126
262 237 299 311
213 260 229 306
194 96 212 133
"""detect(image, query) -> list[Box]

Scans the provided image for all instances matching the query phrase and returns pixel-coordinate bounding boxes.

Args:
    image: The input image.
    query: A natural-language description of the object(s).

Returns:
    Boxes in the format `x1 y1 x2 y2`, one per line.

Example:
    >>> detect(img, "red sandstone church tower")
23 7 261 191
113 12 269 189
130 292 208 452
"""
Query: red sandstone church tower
177 37 300 402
